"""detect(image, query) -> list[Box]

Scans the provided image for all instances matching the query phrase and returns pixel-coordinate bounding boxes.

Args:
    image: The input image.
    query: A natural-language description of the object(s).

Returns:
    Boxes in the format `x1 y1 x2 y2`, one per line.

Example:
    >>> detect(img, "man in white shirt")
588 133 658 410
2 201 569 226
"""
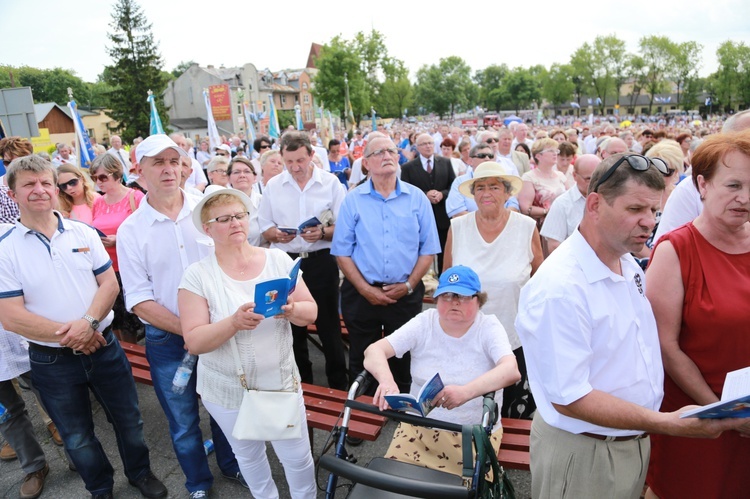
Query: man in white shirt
51 144 77 167
510 123 533 150
258 131 348 390
477 130 519 176
497 128 530 176
540 154 599 253
107 135 131 171
516 153 743 498
117 135 245 497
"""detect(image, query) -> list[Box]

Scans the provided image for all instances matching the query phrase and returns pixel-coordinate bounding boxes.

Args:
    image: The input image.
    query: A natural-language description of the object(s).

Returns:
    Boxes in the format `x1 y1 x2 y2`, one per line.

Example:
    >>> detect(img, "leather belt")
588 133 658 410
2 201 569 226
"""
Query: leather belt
287 248 330 259
28 327 113 356
581 432 648 442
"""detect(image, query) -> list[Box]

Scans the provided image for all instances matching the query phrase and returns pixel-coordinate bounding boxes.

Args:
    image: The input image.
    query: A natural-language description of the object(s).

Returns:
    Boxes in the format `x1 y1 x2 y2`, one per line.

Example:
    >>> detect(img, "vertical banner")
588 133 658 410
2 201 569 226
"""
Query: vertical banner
203 89 222 151
268 95 280 139
243 102 257 143
147 90 165 135
209 84 232 121
67 99 96 168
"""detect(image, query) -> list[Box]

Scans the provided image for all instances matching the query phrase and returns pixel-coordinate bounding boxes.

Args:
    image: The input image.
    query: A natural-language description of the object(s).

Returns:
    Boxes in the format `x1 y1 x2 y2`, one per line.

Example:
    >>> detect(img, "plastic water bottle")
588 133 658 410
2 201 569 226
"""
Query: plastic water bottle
203 439 214 455
0 402 10 424
171 352 197 394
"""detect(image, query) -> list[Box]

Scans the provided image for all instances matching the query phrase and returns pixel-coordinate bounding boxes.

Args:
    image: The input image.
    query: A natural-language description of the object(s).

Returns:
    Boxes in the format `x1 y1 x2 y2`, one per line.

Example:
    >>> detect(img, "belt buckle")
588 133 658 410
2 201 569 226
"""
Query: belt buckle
73 349 85 355
299 252 309 258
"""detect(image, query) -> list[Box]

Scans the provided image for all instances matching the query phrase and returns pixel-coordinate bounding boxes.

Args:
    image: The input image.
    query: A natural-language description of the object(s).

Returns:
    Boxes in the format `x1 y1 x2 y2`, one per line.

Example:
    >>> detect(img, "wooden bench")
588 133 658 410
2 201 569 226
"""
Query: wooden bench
306 315 350 351
120 341 387 443
498 418 531 471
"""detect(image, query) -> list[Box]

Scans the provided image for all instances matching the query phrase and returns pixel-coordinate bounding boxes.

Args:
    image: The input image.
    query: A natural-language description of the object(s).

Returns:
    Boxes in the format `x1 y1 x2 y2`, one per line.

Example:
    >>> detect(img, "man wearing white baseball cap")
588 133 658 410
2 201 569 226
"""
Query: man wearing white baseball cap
118 135 247 497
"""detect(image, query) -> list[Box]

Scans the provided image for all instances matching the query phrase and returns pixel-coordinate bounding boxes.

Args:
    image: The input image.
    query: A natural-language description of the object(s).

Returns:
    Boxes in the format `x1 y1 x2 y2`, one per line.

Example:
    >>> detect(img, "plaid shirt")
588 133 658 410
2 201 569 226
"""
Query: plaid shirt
0 184 19 224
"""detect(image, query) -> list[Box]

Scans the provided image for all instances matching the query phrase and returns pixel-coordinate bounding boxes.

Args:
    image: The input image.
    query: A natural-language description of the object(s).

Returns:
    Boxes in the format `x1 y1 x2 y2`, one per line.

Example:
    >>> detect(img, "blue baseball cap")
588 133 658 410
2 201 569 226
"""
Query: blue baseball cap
434 265 482 298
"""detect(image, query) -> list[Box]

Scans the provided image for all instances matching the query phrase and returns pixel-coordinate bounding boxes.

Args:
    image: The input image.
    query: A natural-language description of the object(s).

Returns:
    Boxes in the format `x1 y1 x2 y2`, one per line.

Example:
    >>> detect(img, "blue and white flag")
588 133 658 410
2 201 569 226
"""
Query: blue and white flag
665 96 672 103
202 89 221 151
243 102 256 143
705 97 712 106
295 106 304 131
371 107 377 131
147 91 165 135
595 97 602 106
268 95 280 139
67 99 96 168
587 98 593 105
570 102 581 109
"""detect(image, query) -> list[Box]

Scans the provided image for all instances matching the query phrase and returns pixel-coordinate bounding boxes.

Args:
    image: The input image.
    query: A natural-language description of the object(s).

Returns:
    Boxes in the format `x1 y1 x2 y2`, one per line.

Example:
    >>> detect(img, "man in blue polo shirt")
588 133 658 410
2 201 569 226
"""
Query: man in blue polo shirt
0 155 167 499
332 136 440 394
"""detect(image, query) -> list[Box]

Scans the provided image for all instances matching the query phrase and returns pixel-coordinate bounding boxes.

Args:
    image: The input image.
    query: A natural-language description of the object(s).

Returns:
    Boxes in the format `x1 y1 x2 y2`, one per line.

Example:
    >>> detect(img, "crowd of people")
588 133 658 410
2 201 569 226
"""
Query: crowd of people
0 108 748 499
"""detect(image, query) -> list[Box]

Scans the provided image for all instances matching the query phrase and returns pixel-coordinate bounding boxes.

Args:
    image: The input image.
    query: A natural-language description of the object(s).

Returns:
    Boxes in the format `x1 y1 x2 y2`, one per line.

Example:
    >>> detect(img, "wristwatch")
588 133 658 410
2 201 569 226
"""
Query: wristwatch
404 281 414 295
82 314 100 331
320 225 326 240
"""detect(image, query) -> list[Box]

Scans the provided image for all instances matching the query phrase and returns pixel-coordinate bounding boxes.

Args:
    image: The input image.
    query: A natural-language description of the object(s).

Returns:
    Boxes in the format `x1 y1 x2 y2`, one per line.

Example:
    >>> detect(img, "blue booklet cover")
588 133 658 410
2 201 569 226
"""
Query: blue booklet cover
680 366 750 419
253 257 302 318
277 217 322 235
384 373 444 417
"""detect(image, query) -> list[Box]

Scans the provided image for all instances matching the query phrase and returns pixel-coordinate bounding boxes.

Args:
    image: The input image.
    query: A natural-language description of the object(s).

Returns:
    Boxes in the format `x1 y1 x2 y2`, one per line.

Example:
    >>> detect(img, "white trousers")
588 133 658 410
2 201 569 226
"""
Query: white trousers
202 393 316 499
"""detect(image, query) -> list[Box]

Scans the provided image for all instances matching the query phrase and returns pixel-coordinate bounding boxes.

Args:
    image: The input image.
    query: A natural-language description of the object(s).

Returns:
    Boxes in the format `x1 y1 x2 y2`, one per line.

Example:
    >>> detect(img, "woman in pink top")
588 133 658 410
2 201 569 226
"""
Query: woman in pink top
56 164 99 224
90 154 145 341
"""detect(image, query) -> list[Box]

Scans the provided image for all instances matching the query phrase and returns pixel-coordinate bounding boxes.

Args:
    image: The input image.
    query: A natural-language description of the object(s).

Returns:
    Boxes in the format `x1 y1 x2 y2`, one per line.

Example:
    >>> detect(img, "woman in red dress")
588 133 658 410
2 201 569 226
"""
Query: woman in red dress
645 131 750 498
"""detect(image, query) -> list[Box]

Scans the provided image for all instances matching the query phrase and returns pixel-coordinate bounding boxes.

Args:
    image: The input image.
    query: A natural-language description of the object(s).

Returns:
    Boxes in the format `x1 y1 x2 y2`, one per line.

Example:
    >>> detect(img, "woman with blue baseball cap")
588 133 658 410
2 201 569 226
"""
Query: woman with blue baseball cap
364 265 520 475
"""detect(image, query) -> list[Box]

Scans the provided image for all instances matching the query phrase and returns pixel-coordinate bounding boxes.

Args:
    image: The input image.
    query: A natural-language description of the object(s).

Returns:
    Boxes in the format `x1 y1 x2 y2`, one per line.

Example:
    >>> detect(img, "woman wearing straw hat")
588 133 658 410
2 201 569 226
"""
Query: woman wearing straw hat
444 161 543 420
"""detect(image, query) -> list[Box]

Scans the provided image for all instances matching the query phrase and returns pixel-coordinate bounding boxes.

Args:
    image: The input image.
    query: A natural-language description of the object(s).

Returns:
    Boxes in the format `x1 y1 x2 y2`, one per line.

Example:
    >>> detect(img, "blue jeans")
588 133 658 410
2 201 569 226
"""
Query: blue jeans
145 325 240 492
29 331 151 495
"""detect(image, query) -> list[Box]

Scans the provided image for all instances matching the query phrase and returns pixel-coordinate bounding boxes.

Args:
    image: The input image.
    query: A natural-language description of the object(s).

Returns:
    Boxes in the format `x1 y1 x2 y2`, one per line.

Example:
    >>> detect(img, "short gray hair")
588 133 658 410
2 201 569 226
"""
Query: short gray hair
6 155 57 190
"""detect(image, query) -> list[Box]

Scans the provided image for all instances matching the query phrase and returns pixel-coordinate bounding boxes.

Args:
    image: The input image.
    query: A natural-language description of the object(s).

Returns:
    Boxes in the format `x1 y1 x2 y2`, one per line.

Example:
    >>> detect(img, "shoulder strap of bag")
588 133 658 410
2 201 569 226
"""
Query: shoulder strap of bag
128 189 136 213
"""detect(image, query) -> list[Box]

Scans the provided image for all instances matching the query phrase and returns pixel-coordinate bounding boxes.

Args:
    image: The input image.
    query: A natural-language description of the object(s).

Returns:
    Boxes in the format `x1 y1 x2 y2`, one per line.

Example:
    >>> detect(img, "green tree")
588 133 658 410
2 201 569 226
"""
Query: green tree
492 66 541 113
0 65 90 105
639 35 678 113
670 41 702 108
625 55 649 110
103 0 169 142
311 36 366 120
542 63 576 114
277 109 296 130
714 40 750 111
414 56 474 118
474 64 509 111
570 34 628 113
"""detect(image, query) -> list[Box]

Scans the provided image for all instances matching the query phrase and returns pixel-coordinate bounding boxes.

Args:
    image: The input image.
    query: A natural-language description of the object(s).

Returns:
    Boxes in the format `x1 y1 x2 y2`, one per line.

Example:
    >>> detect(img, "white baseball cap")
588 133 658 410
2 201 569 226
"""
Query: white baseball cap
135 134 188 164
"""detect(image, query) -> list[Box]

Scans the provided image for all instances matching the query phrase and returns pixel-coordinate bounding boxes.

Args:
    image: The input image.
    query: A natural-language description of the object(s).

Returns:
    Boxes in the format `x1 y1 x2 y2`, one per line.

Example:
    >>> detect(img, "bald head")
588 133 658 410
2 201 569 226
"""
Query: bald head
602 138 627 158
723 110 750 133
572 154 599 195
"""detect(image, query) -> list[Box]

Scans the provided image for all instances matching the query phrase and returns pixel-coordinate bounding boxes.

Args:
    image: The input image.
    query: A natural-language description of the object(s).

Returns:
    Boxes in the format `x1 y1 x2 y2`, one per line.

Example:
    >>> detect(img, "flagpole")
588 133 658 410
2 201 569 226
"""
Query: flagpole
147 89 165 135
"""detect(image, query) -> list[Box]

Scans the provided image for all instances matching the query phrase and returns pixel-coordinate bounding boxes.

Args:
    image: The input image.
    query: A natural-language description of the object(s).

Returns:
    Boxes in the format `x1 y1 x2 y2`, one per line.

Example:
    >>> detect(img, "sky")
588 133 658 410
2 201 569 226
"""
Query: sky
1 0 748 84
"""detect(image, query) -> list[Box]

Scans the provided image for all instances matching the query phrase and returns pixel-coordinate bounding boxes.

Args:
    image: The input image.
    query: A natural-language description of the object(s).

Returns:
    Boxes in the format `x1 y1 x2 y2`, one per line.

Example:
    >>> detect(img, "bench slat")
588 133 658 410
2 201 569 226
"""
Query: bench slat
498 448 530 471
305 410 382 441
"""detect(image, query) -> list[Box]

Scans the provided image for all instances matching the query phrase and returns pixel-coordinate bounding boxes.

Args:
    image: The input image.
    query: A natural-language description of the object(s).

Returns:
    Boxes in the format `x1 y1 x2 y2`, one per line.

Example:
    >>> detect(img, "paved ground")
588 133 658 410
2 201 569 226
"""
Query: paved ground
0 342 531 498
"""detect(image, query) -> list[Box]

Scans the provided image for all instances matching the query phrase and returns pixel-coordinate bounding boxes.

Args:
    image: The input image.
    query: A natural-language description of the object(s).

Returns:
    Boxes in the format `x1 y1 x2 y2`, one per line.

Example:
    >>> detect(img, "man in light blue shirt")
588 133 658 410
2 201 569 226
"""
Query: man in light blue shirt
332 136 440 392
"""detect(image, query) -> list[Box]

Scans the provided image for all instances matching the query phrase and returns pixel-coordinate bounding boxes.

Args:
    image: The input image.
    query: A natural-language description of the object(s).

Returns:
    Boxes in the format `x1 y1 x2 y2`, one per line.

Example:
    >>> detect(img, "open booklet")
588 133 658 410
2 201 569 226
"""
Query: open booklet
384 373 444 417
253 257 302 318
277 216 321 235
680 366 750 419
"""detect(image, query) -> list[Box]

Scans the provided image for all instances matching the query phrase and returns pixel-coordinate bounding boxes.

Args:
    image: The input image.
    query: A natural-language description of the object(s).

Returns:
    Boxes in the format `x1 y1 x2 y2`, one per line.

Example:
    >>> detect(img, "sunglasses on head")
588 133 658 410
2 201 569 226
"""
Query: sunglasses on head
592 154 671 193
484 138 499 143
58 178 80 190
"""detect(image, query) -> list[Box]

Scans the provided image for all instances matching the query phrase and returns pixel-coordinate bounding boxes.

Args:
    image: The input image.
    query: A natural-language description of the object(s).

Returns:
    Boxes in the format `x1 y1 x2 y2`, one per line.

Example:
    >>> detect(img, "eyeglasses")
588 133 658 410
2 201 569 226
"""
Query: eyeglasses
230 168 255 176
211 169 228 176
93 173 112 183
58 178 80 190
366 148 399 158
484 138 499 143
471 153 495 160
591 154 671 193
206 211 250 224
215 152 229 157
416 142 434 147
259 144 271 150
540 149 559 155
439 292 477 303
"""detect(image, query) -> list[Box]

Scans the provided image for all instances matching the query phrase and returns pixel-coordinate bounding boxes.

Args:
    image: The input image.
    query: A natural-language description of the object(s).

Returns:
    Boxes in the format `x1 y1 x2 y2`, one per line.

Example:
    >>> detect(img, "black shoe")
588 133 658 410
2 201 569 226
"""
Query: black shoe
128 471 168 498
221 471 249 489
346 436 364 446
91 493 113 499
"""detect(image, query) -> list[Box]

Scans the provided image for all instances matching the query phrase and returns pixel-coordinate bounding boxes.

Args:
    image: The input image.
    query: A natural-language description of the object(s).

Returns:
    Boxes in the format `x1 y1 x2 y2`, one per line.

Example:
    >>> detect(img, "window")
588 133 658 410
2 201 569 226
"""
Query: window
641 108 649 114
302 82 308 90
304 94 309 104
606 108 613 115
627 108 635 114
294 95 299 104
280 95 286 105
305 110 313 122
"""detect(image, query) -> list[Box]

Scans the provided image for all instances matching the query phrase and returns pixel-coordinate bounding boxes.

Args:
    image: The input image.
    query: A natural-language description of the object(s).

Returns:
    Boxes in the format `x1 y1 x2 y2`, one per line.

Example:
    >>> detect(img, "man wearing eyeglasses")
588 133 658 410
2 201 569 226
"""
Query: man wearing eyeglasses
332 136 440 395
401 133 455 272
117 135 247 497
497 128 530 176
107 135 131 171
258 131 348 390
445 143 519 218
516 153 744 498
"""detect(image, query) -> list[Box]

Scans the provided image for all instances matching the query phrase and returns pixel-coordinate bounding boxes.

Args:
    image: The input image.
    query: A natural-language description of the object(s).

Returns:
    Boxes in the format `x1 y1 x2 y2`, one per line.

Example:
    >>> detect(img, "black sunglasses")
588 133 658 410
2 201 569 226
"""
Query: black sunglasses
471 153 495 160
58 178 80 190
592 154 671 193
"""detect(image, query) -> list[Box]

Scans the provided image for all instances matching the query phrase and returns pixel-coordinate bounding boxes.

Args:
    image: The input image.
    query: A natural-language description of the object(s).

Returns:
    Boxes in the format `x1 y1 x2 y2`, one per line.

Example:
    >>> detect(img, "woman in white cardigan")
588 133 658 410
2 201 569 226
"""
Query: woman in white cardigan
178 189 318 499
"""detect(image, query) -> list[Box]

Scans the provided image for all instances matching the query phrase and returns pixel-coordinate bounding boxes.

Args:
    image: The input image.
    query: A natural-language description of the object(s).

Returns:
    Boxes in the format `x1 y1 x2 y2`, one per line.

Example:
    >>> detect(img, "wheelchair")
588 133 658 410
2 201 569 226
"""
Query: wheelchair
319 371 513 498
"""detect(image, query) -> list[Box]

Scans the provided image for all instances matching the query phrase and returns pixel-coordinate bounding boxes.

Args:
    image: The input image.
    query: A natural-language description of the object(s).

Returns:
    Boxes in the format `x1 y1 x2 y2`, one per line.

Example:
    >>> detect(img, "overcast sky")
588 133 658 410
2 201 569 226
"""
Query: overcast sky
1 0 748 84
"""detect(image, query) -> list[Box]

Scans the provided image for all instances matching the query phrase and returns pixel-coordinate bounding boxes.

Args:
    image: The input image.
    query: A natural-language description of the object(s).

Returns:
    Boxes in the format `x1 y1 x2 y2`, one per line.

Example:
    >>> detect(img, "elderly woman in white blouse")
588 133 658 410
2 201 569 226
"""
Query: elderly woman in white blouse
178 189 318 498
